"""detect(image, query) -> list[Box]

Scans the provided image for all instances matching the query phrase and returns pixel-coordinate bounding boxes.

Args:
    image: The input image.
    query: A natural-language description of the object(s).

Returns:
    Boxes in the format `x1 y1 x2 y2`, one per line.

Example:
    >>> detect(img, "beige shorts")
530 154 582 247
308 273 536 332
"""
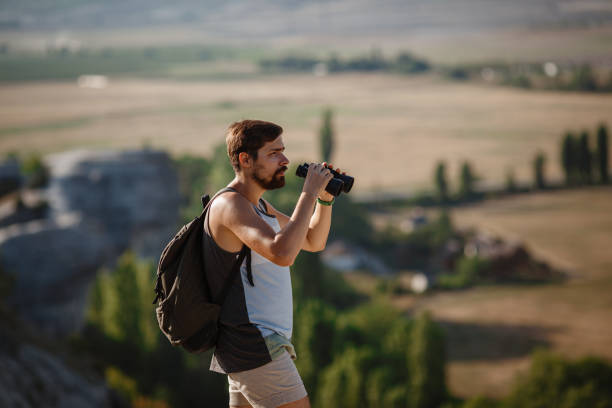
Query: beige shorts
228 350 307 408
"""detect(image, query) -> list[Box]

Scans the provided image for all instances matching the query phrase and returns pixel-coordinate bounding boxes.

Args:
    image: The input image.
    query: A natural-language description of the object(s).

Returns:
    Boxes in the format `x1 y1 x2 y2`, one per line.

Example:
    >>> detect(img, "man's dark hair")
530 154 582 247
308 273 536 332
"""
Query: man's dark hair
226 120 283 171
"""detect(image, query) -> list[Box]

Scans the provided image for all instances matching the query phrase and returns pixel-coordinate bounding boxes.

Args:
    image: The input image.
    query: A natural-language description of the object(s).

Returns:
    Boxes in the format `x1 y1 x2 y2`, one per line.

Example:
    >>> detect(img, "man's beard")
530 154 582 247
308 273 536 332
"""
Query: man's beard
252 165 287 190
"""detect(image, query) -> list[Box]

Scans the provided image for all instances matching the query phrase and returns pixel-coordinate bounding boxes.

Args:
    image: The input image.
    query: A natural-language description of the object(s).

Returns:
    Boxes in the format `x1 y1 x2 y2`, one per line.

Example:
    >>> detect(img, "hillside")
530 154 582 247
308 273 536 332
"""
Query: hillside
386 187 612 398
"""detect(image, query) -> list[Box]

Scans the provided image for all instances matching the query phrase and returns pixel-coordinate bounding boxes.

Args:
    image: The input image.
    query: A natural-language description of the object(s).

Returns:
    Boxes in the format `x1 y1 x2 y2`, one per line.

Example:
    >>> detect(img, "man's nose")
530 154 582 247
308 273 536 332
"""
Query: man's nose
280 154 289 166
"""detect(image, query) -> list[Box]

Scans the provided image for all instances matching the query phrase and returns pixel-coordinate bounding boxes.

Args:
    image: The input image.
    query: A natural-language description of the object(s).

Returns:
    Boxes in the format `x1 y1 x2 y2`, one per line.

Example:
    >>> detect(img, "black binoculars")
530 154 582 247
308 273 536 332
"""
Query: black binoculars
295 163 354 197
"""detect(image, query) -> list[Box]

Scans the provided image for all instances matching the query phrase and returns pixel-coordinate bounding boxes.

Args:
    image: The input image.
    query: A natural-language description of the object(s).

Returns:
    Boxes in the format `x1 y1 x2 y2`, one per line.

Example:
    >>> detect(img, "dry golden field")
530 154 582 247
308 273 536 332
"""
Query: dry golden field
385 187 612 398
2 74 612 196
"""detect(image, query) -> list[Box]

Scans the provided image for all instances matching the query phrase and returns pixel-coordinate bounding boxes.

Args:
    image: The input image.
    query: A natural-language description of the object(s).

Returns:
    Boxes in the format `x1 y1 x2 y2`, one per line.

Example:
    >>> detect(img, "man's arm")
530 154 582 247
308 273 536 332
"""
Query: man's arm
221 163 333 266
264 199 331 252
264 163 340 252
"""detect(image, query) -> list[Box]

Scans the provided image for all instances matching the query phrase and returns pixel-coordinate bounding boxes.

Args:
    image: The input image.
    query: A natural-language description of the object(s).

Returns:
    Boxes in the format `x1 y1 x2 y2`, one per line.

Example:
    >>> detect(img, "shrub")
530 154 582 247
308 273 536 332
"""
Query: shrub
21 154 50 188
504 350 612 408
437 256 489 289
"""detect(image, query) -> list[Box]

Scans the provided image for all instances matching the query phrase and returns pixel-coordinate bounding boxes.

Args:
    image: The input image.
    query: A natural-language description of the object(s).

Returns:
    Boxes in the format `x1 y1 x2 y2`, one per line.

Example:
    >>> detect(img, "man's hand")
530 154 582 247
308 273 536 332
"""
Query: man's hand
303 163 334 198
318 162 346 202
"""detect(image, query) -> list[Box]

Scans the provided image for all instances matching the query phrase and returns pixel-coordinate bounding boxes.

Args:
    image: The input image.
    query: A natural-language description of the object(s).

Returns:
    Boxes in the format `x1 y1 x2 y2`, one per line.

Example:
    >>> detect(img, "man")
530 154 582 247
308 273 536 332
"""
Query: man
203 119 339 408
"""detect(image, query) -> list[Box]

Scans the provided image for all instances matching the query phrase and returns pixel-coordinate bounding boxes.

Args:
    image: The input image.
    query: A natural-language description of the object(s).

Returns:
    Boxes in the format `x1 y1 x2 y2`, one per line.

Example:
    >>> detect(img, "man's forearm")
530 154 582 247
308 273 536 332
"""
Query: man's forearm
306 201 332 251
272 191 318 264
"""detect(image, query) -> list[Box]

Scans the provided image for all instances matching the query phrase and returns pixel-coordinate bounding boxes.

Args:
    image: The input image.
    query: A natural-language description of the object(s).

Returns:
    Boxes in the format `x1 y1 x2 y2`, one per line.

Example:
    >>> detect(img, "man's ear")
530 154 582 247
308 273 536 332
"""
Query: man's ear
238 152 251 169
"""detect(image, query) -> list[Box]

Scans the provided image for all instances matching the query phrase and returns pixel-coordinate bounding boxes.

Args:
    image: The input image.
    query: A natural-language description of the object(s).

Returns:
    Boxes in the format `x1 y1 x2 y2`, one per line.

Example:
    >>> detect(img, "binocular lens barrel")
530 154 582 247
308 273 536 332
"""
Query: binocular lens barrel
295 163 354 197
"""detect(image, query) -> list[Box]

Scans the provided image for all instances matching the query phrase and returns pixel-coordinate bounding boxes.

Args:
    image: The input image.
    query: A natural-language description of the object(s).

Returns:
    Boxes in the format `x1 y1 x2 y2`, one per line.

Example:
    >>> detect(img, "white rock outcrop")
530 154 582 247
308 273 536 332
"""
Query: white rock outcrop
0 149 181 337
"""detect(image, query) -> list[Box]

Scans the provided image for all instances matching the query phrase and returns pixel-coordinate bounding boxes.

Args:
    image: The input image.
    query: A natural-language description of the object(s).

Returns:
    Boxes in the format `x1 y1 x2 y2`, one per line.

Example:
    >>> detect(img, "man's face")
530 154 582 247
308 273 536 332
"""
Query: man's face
251 136 289 190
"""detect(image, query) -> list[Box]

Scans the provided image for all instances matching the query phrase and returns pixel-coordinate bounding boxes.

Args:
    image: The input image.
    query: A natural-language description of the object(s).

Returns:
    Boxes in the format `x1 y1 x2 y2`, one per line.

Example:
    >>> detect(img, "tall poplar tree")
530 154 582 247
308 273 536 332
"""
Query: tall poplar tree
561 132 577 185
409 312 447 408
112 251 145 349
578 131 592 184
533 152 546 189
320 108 335 163
434 161 449 202
597 123 609 184
459 161 476 199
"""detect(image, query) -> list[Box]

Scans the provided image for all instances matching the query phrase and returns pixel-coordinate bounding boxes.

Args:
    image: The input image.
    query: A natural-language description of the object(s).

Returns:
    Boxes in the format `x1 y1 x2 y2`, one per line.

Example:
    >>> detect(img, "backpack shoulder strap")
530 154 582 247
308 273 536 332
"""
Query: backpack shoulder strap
258 198 268 213
204 187 255 299
201 187 238 212
216 245 250 305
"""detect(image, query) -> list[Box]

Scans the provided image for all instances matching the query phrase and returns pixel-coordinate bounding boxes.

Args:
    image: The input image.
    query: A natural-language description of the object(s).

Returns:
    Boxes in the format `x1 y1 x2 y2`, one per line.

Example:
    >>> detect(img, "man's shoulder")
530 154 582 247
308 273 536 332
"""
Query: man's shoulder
210 191 254 223
259 198 286 220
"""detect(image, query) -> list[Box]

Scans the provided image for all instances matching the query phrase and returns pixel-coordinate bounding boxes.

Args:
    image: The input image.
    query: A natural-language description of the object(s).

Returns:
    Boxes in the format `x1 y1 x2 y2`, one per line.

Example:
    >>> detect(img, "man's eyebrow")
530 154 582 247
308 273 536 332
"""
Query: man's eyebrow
268 147 285 152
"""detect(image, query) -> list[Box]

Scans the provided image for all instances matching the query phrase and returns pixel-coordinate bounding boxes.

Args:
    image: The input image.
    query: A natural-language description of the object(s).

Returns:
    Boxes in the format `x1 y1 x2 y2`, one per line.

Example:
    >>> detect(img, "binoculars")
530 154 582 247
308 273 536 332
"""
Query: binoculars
295 163 354 197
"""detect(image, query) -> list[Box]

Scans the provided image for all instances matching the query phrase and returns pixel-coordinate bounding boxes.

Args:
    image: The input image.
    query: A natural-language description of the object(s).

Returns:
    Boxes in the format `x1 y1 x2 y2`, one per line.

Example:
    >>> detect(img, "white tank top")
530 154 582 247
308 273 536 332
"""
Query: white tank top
240 203 293 339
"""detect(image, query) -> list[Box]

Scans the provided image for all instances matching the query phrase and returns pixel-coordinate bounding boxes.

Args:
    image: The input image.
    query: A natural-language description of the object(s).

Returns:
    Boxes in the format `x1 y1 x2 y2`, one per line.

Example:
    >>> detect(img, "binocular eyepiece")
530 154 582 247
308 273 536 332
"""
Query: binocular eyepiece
295 163 354 197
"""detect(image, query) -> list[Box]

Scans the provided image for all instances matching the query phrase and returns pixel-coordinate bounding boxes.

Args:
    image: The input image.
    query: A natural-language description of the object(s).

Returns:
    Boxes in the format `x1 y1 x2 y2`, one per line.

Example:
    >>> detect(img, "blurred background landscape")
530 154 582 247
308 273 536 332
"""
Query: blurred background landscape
1 0 611 407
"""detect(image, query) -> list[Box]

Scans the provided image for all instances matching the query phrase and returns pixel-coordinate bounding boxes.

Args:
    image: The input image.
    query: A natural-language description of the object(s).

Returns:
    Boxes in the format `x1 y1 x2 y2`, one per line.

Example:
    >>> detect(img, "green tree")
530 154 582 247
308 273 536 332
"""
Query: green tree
435 161 449 202
329 194 374 246
533 151 546 189
293 300 337 399
21 153 50 188
380 319 414 407
316 347 378 408
463 396 500 408
87 270 118 337
86 275 105 328
291 252 325 302
578 131 592 184
112 251 145 349
596 123 609 184
505 350 612 408
505 167 517 193
84 252 227 407
409 312 447 408
208 142 235 194
319 108 335 163
174 154 211 223
291 251 361 309
437 255 489 289
561 132 578 185
569 64 598 92
458 161 476 199
87 251 158 352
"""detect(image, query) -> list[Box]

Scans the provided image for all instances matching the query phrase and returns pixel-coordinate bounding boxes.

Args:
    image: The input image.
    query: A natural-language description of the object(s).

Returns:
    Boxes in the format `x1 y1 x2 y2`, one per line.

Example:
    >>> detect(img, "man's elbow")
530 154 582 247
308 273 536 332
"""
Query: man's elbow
270 250 295 267
274 255 294 267
312 243 326 253
305 236 326 253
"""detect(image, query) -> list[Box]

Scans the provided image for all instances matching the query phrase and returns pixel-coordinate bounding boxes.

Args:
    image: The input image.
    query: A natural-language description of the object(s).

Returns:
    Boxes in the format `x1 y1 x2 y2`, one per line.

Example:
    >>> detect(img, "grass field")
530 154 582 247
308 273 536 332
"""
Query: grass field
384 187 612 398
2 74 612 196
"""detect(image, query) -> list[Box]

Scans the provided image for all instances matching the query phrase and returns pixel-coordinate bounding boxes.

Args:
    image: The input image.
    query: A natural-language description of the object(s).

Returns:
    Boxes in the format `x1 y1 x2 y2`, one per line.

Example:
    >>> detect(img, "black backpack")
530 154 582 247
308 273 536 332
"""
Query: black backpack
153 188 252 353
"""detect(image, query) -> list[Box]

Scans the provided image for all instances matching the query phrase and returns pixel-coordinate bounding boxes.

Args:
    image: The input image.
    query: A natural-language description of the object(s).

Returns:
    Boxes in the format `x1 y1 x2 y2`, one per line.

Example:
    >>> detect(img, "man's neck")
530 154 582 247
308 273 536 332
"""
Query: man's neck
227 175 264 207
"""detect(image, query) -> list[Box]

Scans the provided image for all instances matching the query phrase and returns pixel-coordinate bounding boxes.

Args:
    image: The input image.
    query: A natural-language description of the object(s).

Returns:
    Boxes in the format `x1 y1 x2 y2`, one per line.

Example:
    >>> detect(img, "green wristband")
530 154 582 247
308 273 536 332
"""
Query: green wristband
317 197 335 206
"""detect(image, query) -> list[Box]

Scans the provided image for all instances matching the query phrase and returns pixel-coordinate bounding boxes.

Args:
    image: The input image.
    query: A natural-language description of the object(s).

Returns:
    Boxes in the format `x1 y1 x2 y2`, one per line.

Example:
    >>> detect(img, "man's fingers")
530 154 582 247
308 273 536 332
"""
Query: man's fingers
317 162 347 176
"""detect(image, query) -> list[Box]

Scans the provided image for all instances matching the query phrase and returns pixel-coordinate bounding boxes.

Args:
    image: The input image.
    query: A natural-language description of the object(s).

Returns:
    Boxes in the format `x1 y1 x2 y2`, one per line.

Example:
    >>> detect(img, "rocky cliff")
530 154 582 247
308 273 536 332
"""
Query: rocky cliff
0 148 181 337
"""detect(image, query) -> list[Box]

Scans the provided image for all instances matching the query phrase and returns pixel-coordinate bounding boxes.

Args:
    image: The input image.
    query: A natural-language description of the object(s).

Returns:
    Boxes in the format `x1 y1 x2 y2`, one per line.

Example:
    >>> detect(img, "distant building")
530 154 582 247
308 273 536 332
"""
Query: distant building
321 240 390 275
399 207 428 233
